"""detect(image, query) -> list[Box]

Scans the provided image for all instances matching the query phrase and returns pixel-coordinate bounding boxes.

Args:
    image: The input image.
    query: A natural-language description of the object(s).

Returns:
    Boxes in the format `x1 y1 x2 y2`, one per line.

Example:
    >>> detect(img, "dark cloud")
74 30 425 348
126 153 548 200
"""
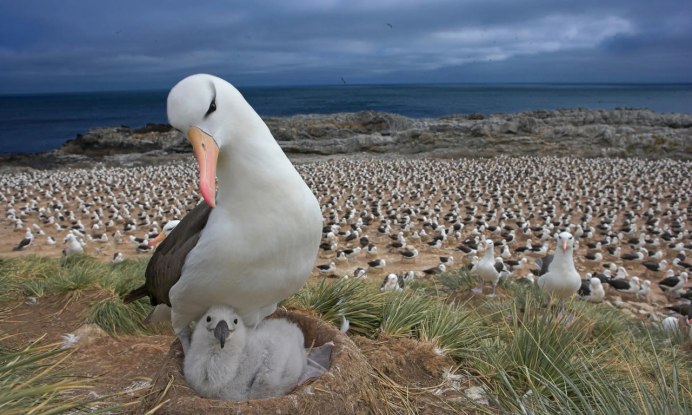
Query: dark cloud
0 0 690 93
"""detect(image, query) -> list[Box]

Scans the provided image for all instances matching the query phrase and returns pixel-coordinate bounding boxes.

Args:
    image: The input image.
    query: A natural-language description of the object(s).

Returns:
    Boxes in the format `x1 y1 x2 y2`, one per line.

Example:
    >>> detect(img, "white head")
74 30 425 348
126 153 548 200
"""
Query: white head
167 74 256 207
195 305 244 349
556 231 575 254
589 277 602 287
162 220 181 236
386 273 398 284
147 220 181 248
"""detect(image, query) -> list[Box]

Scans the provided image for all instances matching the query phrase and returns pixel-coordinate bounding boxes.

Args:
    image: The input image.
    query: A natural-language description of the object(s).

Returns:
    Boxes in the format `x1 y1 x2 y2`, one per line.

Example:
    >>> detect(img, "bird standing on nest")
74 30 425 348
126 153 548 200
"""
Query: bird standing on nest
124 74 322 353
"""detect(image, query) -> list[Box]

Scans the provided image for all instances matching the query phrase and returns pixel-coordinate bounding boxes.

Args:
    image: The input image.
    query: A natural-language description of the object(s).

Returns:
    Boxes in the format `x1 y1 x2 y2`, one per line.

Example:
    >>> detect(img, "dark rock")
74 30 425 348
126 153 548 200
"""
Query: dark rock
6 108 691 170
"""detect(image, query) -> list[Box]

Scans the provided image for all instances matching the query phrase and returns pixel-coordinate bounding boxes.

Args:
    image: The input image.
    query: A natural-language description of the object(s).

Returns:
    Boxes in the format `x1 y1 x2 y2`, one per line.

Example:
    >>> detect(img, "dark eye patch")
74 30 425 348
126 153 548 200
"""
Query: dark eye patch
205 98 216 117
206 315 211 322
233 318 238 324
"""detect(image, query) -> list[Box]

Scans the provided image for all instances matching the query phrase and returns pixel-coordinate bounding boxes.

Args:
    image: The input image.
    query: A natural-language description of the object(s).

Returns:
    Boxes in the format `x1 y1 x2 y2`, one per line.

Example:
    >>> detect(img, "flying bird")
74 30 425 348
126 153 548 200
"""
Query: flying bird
124 74 322 353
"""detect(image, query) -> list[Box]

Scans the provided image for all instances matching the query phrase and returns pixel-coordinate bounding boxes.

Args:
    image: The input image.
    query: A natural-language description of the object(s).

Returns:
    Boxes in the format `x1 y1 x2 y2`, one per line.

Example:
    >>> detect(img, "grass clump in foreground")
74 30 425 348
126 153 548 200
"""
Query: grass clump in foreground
0 337 121 414
288 272 691 414
0 255 159 335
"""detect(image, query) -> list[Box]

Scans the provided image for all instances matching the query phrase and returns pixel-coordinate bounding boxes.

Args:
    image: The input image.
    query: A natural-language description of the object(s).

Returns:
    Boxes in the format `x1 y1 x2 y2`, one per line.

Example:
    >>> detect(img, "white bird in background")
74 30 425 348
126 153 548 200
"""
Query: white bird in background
380 273 403 292
13 228 34 251
124 74 323 353
63 233 84 256
580 277 605 303
184 305 306 401
537 232 581 300
146 220 181 248
471 239 500 296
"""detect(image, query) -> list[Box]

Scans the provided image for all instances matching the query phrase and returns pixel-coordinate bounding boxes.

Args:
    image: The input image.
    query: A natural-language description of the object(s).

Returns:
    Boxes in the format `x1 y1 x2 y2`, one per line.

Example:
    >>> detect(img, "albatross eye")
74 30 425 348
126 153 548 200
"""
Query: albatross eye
233 318 238 325
205 99 216 116
206 316 211 322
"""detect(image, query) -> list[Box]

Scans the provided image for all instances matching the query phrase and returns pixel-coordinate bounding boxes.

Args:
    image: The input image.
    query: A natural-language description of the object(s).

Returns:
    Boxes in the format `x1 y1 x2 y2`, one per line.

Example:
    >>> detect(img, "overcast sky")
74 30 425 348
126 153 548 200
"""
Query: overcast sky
1 0 690 93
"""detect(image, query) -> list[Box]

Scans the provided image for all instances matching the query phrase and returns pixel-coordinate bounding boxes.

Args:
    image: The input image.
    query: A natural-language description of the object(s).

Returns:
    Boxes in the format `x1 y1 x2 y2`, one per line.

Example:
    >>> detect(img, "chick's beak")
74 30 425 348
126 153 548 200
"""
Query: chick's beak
187 127 219 208
214 320 230 348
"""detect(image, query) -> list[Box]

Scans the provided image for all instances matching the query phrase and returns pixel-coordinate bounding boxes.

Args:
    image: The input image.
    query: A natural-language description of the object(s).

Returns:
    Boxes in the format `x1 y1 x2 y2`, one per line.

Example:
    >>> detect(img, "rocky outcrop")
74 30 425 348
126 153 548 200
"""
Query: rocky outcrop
267 109 692 159
58 124 190 156
2 109 690 170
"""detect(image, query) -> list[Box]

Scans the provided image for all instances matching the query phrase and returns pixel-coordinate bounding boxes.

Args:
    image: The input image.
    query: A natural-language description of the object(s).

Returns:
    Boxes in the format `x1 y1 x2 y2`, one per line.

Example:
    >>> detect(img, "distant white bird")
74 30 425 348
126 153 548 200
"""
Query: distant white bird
184 305 306 401
13 228 34 251
537 232 581 300
658 272 688 296
146 220 181 248
471 239 500 296
112 252 125 263
316 262 336 274
63 233 84 256
579 277 605 303
636 280 651 302
380 273 403 292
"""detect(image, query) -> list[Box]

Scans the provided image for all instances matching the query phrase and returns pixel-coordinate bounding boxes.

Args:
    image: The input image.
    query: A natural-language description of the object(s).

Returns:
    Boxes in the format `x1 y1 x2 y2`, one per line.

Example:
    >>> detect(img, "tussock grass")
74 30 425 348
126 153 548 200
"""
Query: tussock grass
418 302 493 361
2 254 690 413
437 269 477 292
1 255 159 336
380 292 432 336
88 293 152 335
0 337 118 414
284 278 384 337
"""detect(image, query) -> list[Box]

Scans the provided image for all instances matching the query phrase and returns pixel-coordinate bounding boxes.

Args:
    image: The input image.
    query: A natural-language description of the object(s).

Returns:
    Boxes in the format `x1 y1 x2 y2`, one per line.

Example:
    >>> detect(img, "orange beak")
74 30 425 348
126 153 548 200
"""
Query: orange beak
147 232 166 248
187 127 219 208
561 239 568 253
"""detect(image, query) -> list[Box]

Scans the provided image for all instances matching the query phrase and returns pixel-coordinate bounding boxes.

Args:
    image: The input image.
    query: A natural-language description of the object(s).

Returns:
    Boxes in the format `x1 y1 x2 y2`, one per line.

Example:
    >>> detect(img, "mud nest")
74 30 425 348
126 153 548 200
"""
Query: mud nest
135 310 385 414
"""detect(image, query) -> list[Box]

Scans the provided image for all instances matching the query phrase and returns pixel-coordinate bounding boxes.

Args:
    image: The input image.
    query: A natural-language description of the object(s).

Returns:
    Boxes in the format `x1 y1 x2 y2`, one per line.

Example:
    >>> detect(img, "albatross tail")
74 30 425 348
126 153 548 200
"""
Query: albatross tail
122 285 148 304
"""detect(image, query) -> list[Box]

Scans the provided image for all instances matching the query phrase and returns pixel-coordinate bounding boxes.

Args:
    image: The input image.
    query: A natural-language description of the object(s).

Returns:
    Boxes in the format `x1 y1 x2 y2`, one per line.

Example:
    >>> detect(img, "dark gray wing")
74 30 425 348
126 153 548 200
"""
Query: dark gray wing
123 201 212 306
537 255 553 276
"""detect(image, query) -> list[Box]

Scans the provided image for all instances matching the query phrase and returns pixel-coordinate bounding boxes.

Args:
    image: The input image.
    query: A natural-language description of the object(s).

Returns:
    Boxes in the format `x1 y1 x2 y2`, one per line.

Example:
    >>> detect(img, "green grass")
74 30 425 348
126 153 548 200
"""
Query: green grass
0 255 158 336
1 256 690 414
0 338 120 415
291 271 691 414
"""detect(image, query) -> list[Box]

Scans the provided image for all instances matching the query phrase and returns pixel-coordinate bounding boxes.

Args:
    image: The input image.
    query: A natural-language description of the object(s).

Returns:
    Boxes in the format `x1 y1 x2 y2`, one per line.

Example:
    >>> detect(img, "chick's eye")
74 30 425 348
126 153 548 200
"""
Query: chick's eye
206 316 211 322
233 318 238 324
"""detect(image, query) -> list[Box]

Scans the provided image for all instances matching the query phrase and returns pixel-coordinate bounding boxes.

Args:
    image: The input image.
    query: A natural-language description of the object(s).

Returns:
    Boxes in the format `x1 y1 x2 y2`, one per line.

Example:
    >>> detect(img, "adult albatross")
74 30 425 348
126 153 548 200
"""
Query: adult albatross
124 74 323 352
537 231 581 300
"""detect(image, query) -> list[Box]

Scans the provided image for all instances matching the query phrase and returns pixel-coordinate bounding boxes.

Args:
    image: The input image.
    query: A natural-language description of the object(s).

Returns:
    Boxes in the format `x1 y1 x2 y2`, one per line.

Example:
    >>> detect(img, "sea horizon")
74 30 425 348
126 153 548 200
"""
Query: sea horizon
1 82 691 155
3 81 692 98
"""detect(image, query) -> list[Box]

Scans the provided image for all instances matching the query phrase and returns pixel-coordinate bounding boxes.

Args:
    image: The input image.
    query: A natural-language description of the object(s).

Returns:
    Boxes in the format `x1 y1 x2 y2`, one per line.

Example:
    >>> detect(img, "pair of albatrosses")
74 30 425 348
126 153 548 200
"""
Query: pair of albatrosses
123 74 324 399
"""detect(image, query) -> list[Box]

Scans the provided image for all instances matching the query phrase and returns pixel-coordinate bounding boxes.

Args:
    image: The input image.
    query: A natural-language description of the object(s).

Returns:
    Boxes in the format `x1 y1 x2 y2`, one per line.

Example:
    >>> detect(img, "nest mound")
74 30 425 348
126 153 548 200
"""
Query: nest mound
135 310 384 414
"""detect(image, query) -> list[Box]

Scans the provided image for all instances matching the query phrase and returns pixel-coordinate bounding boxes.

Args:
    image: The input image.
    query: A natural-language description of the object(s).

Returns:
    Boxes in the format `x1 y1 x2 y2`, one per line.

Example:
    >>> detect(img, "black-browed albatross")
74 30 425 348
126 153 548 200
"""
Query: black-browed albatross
124 74 323 353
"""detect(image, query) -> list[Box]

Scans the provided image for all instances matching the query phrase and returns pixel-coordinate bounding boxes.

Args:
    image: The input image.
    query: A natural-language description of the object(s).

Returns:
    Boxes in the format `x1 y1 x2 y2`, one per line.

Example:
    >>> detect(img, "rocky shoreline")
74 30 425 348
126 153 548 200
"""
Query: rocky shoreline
2 108 691 170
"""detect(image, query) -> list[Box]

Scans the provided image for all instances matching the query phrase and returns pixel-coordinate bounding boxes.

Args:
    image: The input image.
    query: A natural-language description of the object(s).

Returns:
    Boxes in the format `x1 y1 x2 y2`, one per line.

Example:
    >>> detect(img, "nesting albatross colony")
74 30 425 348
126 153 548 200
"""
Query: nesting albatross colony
1 106 691 413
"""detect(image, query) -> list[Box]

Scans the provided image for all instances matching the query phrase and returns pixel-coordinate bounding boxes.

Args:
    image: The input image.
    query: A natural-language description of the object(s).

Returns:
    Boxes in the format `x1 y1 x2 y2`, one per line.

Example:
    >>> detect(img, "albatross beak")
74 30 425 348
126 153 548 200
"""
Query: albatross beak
214 320 230 348
562 239 568 253
187 127 219 208
147 232 166 248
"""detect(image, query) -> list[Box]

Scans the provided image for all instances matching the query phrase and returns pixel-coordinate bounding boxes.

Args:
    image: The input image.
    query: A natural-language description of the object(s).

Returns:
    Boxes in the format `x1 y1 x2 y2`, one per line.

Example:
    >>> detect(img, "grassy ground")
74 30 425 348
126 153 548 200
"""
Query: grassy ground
0 254 690 414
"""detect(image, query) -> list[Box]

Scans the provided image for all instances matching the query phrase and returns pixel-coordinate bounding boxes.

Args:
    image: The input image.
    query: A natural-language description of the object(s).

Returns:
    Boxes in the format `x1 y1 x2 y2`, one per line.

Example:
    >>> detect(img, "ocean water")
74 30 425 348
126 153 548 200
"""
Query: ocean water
0 83 691 154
